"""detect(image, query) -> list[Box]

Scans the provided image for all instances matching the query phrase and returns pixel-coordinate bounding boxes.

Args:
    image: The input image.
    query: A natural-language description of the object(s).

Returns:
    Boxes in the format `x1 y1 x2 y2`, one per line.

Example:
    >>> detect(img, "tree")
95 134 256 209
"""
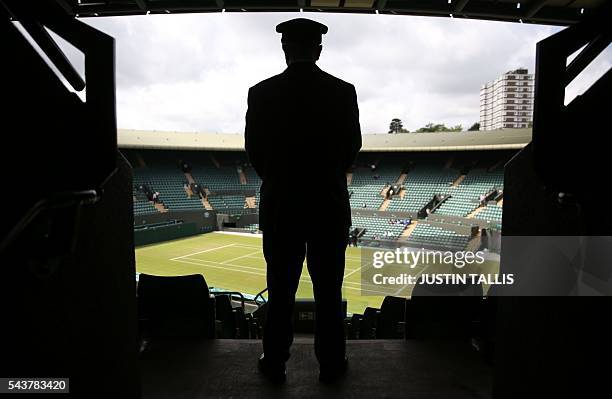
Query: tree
388 118 409 134
416 123 437 132
468 122 480 131
415 123 462 133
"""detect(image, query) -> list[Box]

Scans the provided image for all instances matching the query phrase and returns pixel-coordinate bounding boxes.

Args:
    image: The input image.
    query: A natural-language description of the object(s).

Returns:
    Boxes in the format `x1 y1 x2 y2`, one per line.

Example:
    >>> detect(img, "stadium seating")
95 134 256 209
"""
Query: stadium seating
133 201 153 215
137 274 216 339
435 169 504 217
347 296 407 339
214 294 256 339
405 296 483 339
375 296 408 339
208 194 246 213
474 204 503 223
186 157 261 214
406 222 470 251
351 215 407 240
126 149 505 249
243 167 261 207
190 163 242 191
386 163 458 213
348 166 399 210
243 223 260 232
133 168 204 211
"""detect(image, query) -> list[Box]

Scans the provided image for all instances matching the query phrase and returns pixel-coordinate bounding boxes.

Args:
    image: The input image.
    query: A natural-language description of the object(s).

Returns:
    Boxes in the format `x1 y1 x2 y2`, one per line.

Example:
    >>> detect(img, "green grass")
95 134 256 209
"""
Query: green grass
135 231 385 314
135 232 501 314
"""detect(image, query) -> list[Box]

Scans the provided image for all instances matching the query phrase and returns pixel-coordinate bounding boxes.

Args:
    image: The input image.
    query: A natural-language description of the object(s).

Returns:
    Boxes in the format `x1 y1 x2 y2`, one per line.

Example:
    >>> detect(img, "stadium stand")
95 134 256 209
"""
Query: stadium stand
348 163 400 210
405 222 471 251
192 166 241 191
207 194 247 213
243 167 261 207
133 167 204 212
387 161 458 213
474 204 503 223
351 215 407 240
243 223 260 232
435 169 504 217
189 154 242 191
133 200 154 216
126 150 261 216
124 148 509 251
133 190 156 215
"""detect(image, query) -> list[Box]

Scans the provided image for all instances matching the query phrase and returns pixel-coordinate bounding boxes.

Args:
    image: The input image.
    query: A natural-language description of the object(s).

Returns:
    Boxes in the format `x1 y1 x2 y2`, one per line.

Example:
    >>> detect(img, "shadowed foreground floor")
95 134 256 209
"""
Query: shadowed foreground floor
140 338 492 399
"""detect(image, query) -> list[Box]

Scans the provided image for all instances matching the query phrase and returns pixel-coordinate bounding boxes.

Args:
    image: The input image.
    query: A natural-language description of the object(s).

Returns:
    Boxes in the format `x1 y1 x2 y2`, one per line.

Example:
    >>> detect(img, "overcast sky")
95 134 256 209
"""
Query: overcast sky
55 12 609 134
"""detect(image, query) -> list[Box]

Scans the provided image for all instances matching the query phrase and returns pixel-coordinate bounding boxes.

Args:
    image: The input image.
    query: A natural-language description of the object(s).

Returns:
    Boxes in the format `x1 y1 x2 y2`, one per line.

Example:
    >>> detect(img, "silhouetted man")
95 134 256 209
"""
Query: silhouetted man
244 18 361 384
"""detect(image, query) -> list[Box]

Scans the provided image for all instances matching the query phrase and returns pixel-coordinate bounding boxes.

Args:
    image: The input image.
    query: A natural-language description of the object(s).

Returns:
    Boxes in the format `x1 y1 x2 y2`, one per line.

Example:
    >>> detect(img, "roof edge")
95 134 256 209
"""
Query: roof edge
118 128 531 152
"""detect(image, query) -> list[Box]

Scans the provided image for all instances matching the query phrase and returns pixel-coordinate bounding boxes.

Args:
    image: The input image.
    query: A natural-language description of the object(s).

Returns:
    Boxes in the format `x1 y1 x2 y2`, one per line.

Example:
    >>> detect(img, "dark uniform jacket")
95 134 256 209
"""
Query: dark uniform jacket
245 62 362 233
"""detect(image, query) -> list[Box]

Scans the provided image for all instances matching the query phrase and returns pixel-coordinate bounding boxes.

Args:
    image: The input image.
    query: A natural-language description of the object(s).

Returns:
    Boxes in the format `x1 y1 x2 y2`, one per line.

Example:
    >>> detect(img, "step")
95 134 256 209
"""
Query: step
451 174 466 187
238 168 247 185
140 338 492 399
396 172 408 185
444 157 454 169
466 230 482 252
209 154 220 168
184 172 196 185
466 206 485 219
400 221 418 238
380 185 390 197
379 198 390 211
346 172 353 185
153 202 168 213
245 196 257 209
202 197 214 211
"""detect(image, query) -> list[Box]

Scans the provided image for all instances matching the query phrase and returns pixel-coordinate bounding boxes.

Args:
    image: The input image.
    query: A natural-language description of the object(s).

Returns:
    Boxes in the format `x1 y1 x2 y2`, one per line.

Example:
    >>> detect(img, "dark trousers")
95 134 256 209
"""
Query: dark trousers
262 225 348 367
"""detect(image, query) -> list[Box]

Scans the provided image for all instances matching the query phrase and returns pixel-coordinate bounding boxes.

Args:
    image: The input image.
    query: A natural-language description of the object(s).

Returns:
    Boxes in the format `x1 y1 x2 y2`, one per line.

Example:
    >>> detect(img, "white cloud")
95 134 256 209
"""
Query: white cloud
74 12 608 134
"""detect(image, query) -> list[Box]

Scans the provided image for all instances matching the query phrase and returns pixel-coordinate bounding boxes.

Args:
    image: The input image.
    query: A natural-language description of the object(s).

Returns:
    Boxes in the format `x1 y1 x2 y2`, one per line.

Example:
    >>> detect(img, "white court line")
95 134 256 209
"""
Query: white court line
245 255 266 260
233 244 264 250
168 242 386 293
172 257 266 273
171 257 390 295
221 249 262 265
238 251 363 279
227 254 360 275
136 236 211 251
172 258 267 277
242 254 361 268
233 244 362 260
392 263 430 297
240 254 362 285
346 253 429 297
344 265 364 279
170 243 235 261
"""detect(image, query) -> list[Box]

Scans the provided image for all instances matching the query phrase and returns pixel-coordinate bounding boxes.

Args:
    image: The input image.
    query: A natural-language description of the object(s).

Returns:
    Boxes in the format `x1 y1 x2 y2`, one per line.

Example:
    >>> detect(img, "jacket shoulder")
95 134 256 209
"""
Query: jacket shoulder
319 70 355 92
249 74 283 95
249 68 355 96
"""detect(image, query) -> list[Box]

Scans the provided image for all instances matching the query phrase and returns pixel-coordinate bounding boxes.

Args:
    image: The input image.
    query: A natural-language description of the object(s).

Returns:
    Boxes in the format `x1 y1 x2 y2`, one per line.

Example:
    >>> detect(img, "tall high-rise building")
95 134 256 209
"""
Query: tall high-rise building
479 68 534 130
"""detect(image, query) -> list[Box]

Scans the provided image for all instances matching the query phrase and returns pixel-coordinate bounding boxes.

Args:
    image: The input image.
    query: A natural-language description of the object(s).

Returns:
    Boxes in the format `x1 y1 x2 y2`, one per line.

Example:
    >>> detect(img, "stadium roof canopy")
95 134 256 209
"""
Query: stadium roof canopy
118 128 532 152
54 0 606 26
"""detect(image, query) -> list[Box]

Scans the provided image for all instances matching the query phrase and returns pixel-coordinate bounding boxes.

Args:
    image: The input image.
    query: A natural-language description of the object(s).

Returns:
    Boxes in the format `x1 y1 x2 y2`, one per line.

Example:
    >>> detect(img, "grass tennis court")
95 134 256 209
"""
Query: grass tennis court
135 231 386 314
135 231 501 314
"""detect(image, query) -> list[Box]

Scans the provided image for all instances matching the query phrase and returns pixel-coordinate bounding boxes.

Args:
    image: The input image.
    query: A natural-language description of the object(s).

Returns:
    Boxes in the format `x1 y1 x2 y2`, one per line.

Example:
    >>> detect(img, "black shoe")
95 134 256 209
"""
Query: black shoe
319 357 349 384
258 354 286 384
